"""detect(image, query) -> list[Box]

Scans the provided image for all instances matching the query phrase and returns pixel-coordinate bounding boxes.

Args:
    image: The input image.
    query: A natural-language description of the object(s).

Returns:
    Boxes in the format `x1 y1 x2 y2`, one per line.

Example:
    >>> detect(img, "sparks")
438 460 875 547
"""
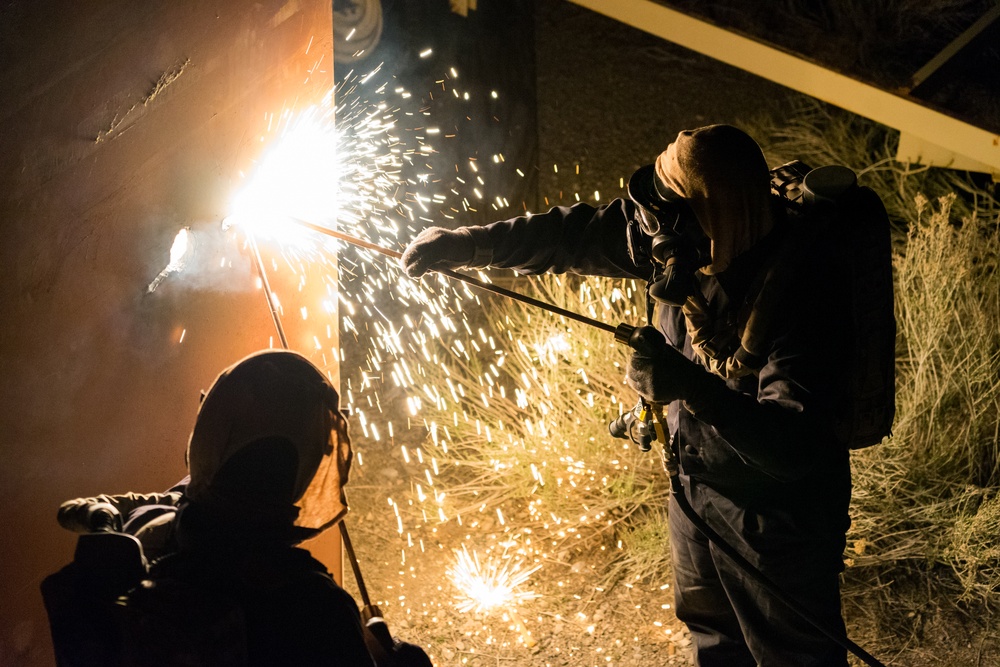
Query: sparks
214 60 656 638
447 544 540 614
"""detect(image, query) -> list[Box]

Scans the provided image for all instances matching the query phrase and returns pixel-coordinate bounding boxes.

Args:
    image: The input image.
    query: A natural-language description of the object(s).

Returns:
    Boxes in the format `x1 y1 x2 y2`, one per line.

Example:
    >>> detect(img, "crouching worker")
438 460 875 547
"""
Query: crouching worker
44 350 432 667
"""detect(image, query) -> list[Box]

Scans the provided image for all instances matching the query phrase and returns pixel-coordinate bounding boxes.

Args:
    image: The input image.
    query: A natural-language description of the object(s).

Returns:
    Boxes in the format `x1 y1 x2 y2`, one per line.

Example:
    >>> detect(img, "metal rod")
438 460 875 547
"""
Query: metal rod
287 216 618 334
249 234 289 349
290 216 404 260
339 521 372 607
250 230 372 608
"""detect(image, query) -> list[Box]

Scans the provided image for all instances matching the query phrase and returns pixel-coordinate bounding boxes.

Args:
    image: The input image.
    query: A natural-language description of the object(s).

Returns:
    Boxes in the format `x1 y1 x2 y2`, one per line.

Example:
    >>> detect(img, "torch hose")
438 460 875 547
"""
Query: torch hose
338 521 372 607
249 235 289 349
288 220 884 664
669 478 885 666
249 229 374 610
649 408 885 667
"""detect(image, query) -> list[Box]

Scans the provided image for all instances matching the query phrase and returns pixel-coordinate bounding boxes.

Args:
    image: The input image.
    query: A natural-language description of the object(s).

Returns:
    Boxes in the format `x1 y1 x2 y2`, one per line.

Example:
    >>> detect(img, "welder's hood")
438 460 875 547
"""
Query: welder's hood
186 350 351 534
655 124 774 274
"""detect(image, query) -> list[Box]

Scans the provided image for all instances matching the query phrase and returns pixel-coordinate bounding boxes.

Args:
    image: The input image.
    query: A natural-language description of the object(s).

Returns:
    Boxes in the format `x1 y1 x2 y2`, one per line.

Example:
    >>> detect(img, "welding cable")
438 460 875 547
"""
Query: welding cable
338 521 371 606
288 220 884 663
660 444 887 667
619 328 885 665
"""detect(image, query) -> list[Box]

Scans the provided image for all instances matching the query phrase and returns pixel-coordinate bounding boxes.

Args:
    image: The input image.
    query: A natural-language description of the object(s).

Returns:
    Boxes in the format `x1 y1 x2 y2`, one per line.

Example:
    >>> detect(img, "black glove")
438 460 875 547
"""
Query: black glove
86 502 124 533
625 343 707 405
388 642 433 667
362 604 434 667
363 624 433 667
400 226 479 278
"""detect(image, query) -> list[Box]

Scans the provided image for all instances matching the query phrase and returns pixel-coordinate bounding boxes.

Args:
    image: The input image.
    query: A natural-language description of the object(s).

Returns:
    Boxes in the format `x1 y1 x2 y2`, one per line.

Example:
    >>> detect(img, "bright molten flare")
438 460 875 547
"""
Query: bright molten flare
447 545 540 614
147 227 191 293
228 103 341 242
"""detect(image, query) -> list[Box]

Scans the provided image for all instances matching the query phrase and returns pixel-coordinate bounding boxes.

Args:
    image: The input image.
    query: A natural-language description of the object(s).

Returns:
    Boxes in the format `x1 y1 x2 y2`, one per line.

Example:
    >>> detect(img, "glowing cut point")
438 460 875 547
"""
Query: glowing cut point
147 228 191 293
226 105 341 243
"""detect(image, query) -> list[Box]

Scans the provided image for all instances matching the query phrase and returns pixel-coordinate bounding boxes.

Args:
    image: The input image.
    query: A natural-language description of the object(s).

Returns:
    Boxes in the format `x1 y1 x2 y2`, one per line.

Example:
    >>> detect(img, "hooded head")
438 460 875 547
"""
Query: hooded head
185 350 351 539
654 125 774 274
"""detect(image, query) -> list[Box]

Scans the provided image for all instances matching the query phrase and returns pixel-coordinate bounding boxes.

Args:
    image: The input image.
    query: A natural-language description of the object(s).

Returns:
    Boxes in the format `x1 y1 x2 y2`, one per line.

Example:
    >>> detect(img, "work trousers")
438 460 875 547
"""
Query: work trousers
669 484 850 667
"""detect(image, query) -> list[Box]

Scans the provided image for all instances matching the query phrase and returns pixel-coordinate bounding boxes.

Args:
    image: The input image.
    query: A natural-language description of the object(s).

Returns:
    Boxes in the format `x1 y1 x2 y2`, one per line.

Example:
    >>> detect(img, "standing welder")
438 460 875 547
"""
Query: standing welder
402 124 879 666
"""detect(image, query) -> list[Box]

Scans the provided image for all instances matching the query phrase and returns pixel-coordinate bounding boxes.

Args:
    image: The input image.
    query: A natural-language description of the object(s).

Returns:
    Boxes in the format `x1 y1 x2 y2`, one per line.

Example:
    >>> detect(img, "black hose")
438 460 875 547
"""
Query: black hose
668 474 886 667
283 220 884 663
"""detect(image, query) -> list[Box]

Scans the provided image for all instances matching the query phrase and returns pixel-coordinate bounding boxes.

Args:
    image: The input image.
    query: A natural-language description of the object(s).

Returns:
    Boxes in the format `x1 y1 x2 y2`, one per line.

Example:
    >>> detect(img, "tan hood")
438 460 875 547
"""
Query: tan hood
655 125 774 274
186 350 351 533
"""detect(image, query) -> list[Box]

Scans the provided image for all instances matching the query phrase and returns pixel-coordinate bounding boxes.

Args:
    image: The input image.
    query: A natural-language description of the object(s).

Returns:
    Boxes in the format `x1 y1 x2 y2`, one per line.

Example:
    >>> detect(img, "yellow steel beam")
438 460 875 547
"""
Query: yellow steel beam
568 0 1000 176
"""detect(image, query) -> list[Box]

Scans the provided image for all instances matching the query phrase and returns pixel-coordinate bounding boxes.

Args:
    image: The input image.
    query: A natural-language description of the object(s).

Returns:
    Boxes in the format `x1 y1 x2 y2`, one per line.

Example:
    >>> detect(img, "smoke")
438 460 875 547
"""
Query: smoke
144 220 257 296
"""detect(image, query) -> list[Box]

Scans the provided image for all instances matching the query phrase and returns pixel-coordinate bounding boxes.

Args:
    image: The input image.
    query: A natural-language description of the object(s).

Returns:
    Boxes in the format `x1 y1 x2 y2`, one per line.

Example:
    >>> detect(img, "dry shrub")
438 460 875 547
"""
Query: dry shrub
850 193 1000 602
405 273 672 583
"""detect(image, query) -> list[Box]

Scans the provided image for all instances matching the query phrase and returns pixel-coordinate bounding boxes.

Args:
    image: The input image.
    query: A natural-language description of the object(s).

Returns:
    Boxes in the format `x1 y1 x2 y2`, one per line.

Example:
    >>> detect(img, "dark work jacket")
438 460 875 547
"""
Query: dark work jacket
120 501 375 667
465 199 852 529
132 546 373 667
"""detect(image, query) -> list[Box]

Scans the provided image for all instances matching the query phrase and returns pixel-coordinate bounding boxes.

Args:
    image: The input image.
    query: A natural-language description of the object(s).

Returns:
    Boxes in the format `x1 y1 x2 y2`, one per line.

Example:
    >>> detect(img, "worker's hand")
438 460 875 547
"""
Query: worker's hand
85 502 124 533
400 226 476 278
361 602 433 667
625 344 701 405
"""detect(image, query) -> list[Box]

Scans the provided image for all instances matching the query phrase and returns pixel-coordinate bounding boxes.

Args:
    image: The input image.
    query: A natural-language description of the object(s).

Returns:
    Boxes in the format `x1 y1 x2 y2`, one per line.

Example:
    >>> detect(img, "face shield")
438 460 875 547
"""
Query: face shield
185 350 352 536
628 164 688 237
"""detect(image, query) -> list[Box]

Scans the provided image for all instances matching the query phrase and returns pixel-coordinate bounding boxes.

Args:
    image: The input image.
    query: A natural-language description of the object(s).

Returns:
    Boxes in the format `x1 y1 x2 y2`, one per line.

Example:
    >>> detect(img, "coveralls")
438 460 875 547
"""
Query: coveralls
458 196 852 666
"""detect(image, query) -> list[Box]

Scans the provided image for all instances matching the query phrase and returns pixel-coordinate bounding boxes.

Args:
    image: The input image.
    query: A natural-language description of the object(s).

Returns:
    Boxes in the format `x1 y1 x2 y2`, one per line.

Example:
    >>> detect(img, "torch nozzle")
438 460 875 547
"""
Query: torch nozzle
608 402 654 452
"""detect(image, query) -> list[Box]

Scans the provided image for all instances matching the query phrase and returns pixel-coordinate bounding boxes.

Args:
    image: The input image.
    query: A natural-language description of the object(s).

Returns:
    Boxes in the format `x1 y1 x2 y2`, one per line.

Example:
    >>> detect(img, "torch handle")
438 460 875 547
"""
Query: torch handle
339 521 371 607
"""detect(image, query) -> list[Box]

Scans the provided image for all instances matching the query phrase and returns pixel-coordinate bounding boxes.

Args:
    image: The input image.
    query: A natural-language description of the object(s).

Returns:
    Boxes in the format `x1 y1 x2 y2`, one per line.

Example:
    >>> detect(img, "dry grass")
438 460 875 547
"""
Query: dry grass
849 192 1000 601
398 273 673 586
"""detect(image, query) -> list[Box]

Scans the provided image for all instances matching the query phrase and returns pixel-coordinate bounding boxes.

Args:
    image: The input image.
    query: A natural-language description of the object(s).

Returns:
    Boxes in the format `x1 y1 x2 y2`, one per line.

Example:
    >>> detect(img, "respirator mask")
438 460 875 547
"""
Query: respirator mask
627 164 710 307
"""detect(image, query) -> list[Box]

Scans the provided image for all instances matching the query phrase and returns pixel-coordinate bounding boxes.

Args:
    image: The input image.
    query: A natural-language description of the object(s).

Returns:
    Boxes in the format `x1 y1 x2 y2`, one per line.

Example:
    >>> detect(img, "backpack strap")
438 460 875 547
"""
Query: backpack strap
682 164 860 382
682 219 814 380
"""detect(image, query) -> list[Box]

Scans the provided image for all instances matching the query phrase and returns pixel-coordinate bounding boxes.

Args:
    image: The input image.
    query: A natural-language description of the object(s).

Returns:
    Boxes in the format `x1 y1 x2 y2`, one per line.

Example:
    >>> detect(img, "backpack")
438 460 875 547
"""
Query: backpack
41 532 149 667
770 160 896 449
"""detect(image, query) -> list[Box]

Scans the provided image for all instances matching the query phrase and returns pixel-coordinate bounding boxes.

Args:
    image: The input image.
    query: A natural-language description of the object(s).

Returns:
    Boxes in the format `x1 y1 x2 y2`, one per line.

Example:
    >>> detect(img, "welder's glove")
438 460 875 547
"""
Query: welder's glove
86 502 124 533
625 345 715 406
362 608 433 667
400 226 491 278
58 499 125 534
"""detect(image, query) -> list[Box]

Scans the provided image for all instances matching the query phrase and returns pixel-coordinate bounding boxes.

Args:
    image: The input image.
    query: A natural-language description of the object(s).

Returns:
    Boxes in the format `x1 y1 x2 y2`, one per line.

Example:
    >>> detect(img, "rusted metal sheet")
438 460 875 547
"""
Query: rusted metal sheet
0 2 334 663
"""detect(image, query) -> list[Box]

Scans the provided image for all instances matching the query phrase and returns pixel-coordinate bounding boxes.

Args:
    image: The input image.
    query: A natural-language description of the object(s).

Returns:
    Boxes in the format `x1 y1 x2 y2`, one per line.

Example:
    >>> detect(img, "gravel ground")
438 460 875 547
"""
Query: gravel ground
344 439 697 667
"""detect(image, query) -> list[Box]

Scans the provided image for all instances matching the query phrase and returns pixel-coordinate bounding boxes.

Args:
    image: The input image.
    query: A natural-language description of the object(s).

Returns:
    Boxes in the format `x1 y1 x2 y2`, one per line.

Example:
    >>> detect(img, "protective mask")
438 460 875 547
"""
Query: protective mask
186 350 352 535
628 164 710 306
